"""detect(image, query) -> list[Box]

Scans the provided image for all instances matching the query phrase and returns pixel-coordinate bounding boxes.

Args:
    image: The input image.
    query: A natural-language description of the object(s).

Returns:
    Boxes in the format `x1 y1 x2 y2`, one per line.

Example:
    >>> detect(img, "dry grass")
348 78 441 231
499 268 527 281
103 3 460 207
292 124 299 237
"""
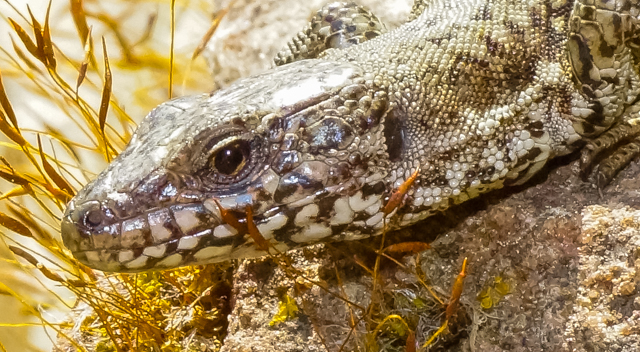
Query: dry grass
0 1 226 350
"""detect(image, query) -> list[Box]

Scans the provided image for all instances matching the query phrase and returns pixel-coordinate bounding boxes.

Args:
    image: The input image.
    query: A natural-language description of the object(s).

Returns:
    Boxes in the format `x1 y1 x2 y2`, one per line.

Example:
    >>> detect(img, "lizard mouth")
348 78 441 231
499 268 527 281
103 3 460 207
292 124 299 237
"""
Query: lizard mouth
61 175 385 272
61 199 249 272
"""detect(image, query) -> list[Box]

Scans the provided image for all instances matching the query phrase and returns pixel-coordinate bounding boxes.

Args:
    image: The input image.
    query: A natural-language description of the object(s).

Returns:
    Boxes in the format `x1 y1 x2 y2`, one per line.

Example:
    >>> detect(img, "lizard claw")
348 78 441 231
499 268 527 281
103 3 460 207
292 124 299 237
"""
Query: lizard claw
579 141 598 180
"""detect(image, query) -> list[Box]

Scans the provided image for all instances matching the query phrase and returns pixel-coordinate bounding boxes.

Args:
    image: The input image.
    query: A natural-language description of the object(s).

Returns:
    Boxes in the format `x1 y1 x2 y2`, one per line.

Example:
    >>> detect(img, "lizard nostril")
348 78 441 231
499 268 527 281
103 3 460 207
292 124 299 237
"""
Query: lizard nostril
84 208 104 228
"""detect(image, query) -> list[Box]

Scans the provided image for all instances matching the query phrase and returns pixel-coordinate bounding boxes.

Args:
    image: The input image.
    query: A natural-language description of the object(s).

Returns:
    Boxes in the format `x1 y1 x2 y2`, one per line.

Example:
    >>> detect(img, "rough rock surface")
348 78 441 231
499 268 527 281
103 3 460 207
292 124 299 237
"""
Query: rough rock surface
565 205 640 352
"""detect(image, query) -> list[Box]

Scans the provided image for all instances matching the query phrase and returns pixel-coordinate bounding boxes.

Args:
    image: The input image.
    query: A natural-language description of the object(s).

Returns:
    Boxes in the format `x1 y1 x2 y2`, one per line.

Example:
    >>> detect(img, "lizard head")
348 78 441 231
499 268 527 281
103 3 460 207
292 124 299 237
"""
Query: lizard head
61 60 392 272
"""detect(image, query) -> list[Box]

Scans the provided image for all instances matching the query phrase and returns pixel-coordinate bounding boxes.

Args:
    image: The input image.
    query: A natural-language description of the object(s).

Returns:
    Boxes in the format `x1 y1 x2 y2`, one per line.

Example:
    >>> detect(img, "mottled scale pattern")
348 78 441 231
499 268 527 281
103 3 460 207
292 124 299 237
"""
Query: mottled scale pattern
61 0 640 272
274 2 387 66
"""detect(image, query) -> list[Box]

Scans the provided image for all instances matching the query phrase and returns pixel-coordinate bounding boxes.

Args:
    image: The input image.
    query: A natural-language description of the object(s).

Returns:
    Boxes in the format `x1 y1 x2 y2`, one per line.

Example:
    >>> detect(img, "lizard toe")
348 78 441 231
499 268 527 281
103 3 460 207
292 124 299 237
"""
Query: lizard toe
594 139 640 189
579 121 640 184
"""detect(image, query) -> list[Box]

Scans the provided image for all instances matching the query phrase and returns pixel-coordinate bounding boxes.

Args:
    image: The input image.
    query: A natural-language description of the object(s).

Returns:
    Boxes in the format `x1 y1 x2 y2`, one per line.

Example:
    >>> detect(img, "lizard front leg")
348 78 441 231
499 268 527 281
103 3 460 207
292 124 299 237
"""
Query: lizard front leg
568 0 640 187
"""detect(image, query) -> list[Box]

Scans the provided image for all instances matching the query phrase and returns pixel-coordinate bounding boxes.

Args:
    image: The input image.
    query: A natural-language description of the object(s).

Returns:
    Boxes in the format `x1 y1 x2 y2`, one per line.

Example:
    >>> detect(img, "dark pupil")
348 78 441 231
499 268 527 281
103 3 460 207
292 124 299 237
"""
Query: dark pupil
214 142 247 175
85 209 103 227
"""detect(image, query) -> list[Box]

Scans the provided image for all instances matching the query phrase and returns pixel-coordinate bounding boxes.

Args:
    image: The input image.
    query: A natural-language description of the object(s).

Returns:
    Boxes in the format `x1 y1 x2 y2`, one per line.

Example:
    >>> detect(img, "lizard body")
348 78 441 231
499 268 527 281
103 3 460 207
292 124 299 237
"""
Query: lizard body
62 0 640 272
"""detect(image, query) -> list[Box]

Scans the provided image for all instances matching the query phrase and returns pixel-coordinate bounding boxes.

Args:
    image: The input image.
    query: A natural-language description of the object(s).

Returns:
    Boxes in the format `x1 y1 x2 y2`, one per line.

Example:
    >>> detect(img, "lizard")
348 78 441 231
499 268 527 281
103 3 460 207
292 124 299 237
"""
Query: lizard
61 0 640 273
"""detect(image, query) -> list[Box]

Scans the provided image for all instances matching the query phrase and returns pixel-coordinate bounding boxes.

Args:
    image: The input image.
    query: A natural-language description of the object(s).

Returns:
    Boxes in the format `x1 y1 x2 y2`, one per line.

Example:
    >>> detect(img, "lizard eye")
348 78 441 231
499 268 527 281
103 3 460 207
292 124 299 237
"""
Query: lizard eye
84 209 103 227
210 139 251 176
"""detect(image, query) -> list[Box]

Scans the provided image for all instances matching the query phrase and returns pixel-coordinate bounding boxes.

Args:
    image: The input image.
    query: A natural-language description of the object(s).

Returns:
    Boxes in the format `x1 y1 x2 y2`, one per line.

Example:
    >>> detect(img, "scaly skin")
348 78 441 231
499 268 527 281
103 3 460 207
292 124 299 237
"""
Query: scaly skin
61 0 640 272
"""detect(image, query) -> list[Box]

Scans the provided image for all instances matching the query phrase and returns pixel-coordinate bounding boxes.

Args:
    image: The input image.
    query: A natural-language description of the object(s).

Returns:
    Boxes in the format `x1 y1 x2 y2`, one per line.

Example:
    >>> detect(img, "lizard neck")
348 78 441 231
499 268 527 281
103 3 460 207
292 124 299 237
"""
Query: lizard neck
323 0 579 226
